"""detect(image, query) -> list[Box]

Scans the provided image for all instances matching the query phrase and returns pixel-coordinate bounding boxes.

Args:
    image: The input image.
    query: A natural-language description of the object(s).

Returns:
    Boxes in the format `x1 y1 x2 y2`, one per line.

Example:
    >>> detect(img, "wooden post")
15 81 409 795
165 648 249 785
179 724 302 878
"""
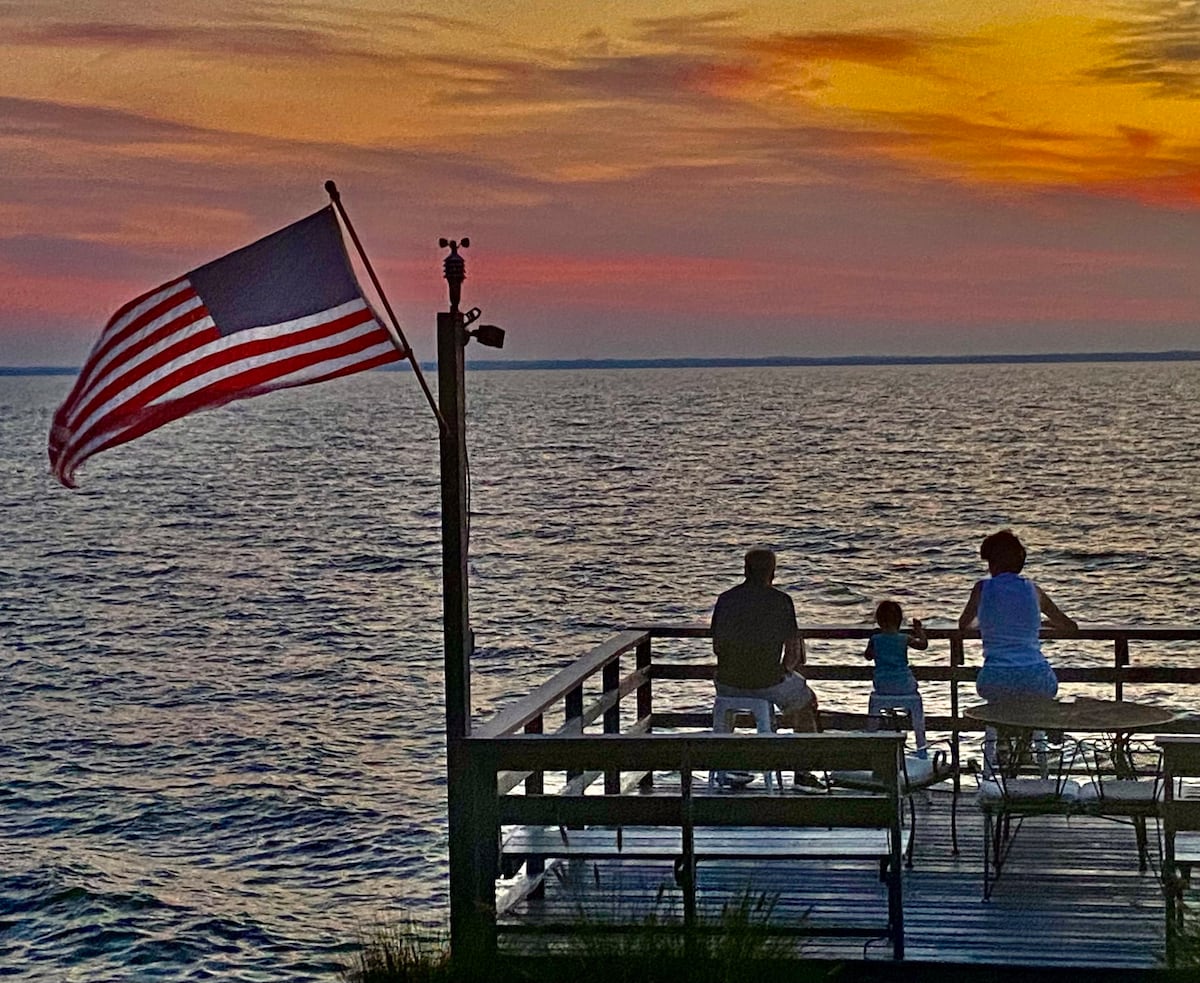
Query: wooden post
1115 635 1129 702
603 659 621 794
455 738 498 970
637 636 654 789
439 241 480 962
565 684 584 788
950 633 964 825
636 636 653 724
524 716 545 894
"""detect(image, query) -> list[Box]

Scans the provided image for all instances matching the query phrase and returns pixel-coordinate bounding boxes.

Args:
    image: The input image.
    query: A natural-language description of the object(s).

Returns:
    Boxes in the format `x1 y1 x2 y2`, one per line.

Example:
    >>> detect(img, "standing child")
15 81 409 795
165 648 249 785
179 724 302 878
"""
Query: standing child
865 600 928 695
865 600 929 756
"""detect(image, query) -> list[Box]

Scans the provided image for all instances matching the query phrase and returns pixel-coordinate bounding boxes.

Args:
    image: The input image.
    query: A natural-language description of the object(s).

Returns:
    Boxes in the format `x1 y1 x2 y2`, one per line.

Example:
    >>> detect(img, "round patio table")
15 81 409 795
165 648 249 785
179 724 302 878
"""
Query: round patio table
964 696 1176 779
964 696 1176 734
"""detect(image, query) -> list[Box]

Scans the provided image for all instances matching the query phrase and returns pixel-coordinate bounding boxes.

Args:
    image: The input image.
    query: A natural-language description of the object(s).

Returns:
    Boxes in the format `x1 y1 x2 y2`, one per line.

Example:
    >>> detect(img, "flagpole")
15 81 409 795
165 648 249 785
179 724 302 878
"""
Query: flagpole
324 180 447 434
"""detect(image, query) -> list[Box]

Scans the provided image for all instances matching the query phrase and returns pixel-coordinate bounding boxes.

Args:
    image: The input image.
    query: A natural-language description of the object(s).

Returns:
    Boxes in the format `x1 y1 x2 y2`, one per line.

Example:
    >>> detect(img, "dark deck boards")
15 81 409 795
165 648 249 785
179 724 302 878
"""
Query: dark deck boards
497 783 1178 967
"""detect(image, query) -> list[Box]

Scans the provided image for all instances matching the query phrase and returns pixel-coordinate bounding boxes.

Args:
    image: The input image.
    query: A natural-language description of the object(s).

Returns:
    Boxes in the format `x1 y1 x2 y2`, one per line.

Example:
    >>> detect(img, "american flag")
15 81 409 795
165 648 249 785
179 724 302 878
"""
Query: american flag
48 206 401 487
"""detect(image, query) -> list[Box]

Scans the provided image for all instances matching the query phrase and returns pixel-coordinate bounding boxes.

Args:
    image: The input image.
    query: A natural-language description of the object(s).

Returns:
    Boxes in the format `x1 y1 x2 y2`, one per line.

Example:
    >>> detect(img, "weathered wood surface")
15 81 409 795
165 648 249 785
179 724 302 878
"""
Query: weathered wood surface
498 789 1174 967
502 824 910 860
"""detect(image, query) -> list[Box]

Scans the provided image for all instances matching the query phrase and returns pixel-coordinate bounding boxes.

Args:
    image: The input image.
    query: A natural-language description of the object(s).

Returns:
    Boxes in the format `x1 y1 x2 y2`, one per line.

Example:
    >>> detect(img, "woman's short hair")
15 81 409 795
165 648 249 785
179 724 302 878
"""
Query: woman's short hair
980 529 1026 574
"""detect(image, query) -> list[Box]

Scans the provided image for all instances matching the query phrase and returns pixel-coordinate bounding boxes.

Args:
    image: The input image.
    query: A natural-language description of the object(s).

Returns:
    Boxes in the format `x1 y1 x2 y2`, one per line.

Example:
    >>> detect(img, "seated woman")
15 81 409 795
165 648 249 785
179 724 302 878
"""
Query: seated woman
958 528 1078 703
958 529 1078 773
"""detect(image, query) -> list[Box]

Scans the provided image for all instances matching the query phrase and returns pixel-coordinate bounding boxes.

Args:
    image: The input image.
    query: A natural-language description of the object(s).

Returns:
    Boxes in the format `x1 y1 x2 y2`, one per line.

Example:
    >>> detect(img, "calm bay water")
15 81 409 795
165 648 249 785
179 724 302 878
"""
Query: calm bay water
1 362 1198 979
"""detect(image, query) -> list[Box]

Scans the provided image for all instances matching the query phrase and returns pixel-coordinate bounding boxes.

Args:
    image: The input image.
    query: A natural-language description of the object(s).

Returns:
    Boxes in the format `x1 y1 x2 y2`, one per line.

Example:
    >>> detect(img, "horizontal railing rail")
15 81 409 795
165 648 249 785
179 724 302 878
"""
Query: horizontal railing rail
479 623 1200 741
474 629 650 739
639 624 1200 641
484 731 905 774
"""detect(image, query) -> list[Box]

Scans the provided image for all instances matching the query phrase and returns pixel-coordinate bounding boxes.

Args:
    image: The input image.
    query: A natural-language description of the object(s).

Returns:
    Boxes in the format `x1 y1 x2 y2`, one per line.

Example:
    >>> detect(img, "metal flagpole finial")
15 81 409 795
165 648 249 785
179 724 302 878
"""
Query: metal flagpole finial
439 237 468 312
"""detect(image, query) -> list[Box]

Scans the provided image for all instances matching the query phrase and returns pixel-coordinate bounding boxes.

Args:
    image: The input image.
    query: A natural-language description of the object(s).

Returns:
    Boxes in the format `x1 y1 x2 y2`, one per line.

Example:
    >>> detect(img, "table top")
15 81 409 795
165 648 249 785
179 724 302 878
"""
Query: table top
963 696 1176 732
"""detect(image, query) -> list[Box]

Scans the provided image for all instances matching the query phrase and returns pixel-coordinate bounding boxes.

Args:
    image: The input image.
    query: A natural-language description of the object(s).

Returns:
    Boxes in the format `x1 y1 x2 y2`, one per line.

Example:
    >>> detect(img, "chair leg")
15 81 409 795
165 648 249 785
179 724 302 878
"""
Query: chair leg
983 810 994 901
1033 730 1049 779
950 780 960 855
905 795 916 869
984 727 998 778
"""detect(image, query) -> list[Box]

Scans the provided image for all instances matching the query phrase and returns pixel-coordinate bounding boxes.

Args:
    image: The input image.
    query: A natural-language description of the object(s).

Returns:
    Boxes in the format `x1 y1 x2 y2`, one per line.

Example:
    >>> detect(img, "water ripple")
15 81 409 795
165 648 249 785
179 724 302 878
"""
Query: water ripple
1 363 1198 978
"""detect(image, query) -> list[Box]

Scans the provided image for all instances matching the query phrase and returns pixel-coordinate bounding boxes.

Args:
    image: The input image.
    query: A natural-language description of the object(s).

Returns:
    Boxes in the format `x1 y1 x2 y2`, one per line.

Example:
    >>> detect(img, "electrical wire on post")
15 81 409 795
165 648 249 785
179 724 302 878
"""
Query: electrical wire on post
324 180 448 435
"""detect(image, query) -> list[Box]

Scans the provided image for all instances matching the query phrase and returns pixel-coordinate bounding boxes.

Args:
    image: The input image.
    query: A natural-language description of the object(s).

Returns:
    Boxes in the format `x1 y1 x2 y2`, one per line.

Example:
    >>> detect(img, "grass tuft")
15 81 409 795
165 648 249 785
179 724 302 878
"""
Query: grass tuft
342 888 806 983
343 919 453 983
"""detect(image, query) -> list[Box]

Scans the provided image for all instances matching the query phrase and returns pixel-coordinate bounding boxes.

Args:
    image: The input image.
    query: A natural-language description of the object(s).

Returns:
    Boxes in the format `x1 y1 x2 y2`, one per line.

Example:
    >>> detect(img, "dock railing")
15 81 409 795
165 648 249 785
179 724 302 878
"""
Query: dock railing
458 624 1200 964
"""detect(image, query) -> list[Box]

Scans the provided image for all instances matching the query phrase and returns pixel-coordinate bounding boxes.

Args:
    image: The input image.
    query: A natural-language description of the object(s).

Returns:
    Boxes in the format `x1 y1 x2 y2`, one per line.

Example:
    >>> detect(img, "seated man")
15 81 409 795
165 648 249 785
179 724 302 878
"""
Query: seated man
711 548 820 733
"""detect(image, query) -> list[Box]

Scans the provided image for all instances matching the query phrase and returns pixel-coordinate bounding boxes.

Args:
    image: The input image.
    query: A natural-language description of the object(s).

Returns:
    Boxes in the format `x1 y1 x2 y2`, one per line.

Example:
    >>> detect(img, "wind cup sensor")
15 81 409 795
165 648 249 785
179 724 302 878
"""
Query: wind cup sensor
439 236 505 349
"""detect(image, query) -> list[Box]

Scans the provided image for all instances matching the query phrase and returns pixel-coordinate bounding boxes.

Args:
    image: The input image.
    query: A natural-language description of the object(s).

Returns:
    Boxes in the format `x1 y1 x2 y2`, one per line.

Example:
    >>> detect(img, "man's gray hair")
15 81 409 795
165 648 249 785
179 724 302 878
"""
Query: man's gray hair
743 548 776 585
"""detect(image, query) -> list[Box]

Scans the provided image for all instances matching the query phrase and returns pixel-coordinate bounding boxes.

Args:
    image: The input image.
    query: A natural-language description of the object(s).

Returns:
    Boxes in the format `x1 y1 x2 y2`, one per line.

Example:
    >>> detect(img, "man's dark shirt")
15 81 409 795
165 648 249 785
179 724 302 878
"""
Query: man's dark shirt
711 581 798 690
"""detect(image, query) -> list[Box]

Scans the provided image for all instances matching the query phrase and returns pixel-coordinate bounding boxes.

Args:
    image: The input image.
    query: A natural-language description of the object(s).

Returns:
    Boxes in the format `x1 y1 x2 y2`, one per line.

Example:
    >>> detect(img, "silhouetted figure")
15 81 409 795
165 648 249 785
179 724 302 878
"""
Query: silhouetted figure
959 529 1078 772
712 548 820 732
959 529 1078 702
864 599 928 696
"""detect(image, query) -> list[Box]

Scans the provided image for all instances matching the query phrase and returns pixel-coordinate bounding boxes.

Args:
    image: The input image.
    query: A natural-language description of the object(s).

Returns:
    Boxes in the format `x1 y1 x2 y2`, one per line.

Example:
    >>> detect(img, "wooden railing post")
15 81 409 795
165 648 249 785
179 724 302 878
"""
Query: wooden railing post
524 715 545 891
637 635 653 725
1115 636 1129 702
887 741 905 960
950 632 965 817
637 636 654 789
453 739 498 972
1164 752 1178 967
679 744 696 932
566 684 584 787
603 658 621 794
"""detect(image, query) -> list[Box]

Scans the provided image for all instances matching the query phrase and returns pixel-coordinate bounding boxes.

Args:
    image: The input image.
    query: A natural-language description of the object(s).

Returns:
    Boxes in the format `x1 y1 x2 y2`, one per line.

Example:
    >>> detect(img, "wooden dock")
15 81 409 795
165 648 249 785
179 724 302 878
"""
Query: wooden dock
498 787 1169 967
443 624 1200 972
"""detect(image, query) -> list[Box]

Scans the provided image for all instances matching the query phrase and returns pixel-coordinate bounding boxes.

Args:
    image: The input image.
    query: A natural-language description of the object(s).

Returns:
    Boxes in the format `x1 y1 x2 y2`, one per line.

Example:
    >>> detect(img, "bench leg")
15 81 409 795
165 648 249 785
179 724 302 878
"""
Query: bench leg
983 810 997 901
950 781 960 855
1134 817 1149 872
887 858 904 959
674 855 697 928
905 796 916 869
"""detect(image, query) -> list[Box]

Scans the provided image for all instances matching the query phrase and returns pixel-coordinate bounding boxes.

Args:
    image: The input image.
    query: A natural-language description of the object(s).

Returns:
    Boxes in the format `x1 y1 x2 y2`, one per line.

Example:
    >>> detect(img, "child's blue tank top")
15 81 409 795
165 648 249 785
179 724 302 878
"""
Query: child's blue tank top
870 631 912 688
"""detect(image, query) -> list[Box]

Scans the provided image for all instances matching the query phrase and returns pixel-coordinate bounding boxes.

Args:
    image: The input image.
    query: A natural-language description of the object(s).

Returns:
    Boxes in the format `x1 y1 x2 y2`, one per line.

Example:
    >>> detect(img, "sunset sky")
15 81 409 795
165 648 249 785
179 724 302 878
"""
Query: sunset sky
3 0 1200 364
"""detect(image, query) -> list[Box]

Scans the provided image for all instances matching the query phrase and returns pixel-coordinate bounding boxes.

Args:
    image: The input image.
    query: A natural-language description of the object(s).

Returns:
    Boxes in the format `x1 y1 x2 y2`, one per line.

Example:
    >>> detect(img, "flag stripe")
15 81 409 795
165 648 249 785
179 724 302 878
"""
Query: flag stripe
54 279 192 425
70 346 402 476
48 291 212 464
148 301 377 407
61 302 376 468
57 324 397 483
66 304 217 433
73 285 205 407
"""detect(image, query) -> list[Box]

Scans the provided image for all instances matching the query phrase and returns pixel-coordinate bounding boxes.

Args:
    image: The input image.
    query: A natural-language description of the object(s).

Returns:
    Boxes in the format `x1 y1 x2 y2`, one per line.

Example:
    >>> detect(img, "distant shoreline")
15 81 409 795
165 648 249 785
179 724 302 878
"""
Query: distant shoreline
4 349 1199 376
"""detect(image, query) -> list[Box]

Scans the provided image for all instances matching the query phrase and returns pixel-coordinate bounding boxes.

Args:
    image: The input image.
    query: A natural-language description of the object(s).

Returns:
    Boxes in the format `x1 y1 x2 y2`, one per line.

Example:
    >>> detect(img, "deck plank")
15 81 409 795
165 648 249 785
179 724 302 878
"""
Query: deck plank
498 783 1175 966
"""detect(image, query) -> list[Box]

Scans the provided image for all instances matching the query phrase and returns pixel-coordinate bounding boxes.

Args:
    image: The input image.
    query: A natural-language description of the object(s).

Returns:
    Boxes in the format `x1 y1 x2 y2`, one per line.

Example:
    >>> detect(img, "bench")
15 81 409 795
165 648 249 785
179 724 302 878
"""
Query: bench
491 732 908 959
503 824 909 863
1156 736 1200 966
1176 832 1200 880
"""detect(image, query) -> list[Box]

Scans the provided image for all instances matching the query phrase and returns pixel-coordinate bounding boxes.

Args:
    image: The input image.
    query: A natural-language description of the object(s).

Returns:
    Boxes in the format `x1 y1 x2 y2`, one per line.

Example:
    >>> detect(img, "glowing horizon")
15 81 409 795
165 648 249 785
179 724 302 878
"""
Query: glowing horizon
3 0 1200 365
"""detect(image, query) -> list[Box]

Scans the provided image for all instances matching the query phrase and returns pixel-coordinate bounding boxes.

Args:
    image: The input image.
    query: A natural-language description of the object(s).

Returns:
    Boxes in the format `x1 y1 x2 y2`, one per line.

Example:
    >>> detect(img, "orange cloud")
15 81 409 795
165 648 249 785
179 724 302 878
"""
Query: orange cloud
753 32 934 67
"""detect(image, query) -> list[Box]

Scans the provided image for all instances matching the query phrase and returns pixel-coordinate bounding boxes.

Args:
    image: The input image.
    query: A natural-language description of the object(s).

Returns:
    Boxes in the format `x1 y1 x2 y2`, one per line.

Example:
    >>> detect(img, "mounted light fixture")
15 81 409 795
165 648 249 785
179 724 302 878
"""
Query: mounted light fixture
469 324 505 348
